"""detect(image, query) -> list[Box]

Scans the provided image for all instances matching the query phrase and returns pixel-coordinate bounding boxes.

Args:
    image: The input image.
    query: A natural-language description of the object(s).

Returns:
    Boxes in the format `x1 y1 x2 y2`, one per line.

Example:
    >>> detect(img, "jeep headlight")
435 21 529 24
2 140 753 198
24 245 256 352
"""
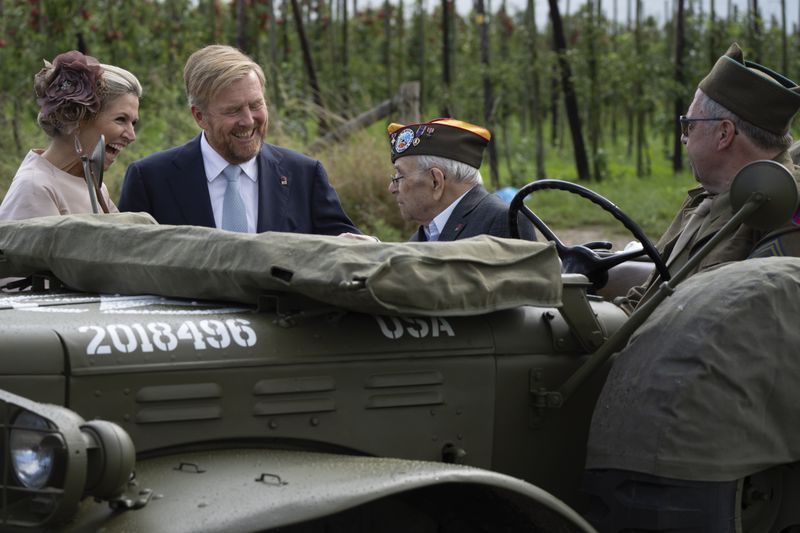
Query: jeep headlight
0 389 136 528
10 411 57 489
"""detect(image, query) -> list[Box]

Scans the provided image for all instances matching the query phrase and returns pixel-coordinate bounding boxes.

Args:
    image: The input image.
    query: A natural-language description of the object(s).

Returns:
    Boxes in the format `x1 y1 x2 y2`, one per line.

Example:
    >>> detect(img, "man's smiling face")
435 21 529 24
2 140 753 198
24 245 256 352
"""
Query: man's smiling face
192 70 268 164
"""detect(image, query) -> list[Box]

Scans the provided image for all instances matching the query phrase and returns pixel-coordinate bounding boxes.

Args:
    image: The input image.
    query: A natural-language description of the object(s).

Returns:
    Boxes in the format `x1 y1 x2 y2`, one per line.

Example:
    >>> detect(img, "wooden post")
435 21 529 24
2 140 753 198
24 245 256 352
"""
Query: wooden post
396 81 421 124
305 82 420 153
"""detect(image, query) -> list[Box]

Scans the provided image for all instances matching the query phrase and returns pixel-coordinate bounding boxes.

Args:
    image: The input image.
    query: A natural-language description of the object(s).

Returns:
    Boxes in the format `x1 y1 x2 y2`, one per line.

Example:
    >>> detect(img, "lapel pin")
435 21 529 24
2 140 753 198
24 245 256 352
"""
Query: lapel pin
454 223 465 234
280 176 289 187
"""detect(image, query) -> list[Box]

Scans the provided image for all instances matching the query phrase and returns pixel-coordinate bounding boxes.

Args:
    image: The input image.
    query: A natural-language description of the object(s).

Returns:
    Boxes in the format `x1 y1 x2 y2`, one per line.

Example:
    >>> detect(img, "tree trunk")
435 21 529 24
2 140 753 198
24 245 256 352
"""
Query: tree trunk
341 0 350 112
499 0 514 181
708 0 716 67
415 0 427 112
213 0 222 42
750 0 762 62
267 0 283 109
547 0 591 180
281 1 290 63
76 32 89 55
587 0 603 180
290 0 328 133
441 0 452 116
627 0 632 29
550 63 559 148
475 0 499 188
525 0 545 180
397 0 405 88
383 0 393 100
236 0 248 53
104 0 119 65
672 0 685 173
781 0 787 74
634 0 646 177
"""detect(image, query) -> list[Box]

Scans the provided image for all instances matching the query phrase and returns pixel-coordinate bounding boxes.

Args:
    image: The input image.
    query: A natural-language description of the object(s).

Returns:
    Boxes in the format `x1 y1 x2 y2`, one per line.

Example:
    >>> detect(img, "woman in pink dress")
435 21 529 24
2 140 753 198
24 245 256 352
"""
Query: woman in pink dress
0 50 141 219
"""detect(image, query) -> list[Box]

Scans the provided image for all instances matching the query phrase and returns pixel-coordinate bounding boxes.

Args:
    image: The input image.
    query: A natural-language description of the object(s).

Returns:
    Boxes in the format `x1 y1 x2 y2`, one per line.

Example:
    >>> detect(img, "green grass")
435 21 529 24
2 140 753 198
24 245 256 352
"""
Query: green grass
519 147 695 243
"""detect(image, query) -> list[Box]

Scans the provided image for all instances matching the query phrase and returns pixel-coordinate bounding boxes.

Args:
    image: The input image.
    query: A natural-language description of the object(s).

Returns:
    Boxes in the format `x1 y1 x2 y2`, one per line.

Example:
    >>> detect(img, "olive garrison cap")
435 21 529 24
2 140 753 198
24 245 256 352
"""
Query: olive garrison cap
699 43 800 135
388 118 491 169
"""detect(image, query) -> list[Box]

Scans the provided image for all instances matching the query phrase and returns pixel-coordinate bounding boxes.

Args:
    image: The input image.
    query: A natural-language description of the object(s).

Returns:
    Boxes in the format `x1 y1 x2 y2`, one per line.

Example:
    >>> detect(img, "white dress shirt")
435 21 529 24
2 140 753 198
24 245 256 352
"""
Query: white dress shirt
201 132 259 233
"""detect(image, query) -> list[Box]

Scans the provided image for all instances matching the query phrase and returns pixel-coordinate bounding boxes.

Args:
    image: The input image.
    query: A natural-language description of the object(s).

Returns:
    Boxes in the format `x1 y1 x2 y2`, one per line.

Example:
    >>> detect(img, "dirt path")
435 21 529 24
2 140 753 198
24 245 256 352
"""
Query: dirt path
548 227 637 251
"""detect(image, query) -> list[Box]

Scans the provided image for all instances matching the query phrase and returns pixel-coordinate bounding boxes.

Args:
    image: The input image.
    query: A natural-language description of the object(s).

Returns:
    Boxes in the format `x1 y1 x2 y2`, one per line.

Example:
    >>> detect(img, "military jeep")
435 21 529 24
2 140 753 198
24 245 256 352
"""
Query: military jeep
0 160 799 533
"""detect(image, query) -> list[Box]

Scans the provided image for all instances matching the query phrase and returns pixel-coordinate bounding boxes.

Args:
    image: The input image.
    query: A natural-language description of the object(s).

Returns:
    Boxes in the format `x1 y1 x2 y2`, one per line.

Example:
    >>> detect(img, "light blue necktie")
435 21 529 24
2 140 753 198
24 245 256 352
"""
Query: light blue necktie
221 164 248 233
425 223 439 242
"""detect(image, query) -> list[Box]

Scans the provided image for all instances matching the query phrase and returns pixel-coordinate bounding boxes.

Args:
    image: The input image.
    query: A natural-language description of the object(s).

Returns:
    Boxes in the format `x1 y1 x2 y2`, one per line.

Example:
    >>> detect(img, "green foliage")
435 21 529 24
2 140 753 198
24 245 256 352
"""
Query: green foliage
305 124 414 242
1 0 797 243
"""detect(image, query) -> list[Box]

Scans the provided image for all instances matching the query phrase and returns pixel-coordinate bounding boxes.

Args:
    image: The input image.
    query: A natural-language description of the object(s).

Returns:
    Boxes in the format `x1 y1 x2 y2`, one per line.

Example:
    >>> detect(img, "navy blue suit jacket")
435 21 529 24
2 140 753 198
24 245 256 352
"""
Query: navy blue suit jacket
118 135 359 235
409 185 537 242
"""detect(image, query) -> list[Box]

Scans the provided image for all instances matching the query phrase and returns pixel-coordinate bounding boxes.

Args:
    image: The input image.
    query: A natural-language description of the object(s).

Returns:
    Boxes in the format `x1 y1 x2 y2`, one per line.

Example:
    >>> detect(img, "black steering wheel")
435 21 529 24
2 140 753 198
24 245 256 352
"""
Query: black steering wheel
508 179 670 288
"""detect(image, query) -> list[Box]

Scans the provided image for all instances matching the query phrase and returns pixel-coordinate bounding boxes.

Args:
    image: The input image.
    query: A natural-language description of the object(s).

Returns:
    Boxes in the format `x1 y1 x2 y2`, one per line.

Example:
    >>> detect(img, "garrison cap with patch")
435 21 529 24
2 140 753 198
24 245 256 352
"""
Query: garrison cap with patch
387 118 491 169
699 42 800 135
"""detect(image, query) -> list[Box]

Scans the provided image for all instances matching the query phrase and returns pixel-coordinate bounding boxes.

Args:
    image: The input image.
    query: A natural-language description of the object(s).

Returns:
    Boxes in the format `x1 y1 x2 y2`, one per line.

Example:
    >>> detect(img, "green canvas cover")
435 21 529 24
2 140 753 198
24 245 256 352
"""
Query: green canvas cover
0 213 561 316
587 256 800 481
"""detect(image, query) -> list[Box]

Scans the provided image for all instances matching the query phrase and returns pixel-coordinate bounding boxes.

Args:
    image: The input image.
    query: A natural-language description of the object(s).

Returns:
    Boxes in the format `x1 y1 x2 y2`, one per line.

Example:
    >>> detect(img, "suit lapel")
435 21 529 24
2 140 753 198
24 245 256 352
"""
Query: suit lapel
256 144 289 232
409 227 426 241
168 136 216 227
438 186 486 241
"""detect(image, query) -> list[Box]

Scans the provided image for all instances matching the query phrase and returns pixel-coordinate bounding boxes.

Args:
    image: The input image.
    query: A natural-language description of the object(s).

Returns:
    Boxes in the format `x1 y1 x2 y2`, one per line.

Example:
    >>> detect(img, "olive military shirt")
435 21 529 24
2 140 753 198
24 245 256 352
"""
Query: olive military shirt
616 151 800 314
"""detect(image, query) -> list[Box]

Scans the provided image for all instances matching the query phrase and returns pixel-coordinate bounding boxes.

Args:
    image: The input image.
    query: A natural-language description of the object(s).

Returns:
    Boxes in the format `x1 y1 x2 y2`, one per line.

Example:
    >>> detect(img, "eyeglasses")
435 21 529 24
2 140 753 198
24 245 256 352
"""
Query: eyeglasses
389 168 428 186
679 115 729 137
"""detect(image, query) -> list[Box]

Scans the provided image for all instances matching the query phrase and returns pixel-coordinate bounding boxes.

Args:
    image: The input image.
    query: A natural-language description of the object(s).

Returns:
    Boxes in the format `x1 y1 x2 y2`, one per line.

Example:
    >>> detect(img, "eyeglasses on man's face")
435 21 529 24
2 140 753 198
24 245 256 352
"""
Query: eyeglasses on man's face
389 168 428 186
679 115 729 137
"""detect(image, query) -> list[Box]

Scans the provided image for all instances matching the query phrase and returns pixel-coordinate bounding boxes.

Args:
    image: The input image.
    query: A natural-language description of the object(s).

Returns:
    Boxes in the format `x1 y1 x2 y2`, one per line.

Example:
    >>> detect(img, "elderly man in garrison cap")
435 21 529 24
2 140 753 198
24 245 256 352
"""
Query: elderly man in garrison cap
387 118 536 242
615 42 800 314
582 43 800 533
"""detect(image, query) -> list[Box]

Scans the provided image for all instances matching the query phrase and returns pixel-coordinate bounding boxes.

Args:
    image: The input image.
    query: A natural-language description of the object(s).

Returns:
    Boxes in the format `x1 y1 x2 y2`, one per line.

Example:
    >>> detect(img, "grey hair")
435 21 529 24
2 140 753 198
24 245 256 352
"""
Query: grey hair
414 155 483 185
100 63 142 105
699 93 793 151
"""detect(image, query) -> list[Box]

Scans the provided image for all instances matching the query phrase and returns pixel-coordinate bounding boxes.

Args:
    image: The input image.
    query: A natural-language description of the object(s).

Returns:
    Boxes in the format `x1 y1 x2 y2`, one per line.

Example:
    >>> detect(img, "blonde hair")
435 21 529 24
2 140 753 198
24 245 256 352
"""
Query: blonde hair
100 63 142 105
184 45 266 110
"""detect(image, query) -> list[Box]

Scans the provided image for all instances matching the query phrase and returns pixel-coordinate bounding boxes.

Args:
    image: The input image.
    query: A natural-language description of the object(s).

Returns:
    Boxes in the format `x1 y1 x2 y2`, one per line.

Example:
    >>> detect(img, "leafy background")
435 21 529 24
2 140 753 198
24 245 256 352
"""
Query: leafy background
1 0 798 242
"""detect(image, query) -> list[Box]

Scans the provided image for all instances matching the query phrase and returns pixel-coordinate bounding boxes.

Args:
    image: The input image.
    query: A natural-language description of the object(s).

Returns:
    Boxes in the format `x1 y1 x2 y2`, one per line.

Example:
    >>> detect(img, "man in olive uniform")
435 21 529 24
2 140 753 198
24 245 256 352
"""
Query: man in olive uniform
387 118 535 242
615 42 800 314
584 43 800 532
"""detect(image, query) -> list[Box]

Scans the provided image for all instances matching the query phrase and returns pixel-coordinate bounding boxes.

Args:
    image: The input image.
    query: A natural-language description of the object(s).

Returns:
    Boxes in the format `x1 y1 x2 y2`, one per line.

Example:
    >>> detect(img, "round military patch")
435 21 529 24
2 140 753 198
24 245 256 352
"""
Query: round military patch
394 128 415 153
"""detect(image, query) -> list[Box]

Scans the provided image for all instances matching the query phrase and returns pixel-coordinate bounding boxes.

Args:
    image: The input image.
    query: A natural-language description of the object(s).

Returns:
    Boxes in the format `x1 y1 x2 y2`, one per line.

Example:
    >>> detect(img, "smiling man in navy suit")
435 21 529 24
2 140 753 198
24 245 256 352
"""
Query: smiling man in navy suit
119 45 359 235
387 118 535 242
